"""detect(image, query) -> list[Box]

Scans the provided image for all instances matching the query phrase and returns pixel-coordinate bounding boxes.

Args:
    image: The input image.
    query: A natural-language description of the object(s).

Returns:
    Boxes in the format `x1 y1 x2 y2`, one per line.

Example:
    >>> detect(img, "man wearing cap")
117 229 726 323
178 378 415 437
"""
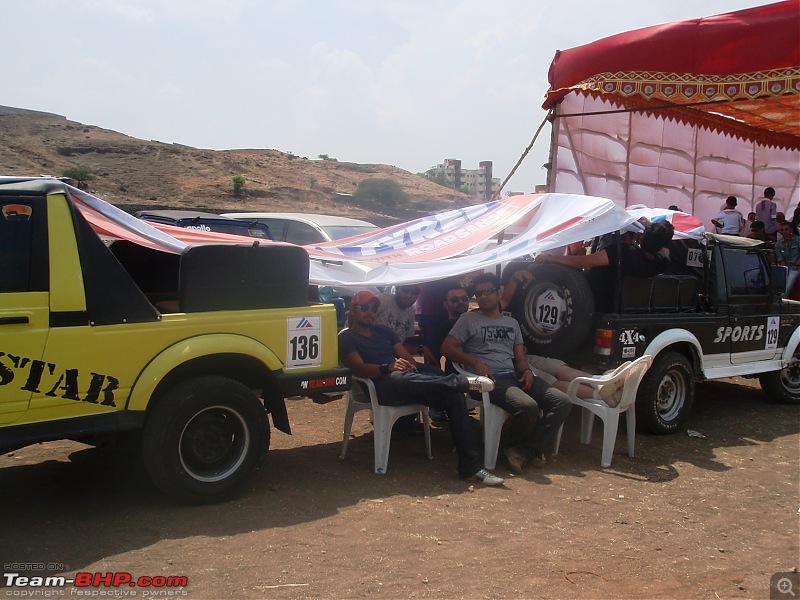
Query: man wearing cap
339 290 504 486
712 196 744 235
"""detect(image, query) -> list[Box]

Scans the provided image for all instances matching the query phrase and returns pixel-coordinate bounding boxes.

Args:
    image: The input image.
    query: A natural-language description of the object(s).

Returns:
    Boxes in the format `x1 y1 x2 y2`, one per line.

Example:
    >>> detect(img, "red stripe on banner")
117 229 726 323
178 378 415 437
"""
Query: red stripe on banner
534 216 585 241
307 195 543 263
670 212 704 234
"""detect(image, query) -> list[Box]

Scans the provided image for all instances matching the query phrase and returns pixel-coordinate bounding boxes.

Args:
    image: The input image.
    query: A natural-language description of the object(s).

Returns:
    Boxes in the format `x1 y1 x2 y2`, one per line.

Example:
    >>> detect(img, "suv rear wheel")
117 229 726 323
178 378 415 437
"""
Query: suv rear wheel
142 376 269 504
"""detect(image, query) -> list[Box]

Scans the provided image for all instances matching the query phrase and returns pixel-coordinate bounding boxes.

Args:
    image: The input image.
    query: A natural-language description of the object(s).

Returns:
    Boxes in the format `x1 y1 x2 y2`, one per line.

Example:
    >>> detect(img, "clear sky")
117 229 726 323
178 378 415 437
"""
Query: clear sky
3 0 764 196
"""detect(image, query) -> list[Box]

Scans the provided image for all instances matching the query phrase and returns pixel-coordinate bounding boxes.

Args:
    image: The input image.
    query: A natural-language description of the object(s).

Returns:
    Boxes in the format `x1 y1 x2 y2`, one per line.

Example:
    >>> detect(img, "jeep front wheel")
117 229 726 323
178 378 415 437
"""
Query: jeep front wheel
759 350 800 404
635 351 695 434
142 376 269 504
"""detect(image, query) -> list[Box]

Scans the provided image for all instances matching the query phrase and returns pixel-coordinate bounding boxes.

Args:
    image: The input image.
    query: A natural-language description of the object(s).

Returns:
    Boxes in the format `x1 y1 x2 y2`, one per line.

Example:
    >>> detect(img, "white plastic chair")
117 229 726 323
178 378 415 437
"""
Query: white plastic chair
339 375 432 475
452 363 512 470
561 355 653 468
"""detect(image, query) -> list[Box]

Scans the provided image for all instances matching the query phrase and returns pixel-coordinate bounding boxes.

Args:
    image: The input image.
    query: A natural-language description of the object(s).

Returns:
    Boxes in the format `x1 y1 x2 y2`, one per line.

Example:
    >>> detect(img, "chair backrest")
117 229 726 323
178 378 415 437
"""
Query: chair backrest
616 355 654 410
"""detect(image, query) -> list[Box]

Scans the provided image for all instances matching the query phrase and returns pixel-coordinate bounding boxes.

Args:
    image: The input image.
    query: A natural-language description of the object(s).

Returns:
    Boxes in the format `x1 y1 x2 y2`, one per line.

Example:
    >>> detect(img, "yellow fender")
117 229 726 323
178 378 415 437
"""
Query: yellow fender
126 333 283 411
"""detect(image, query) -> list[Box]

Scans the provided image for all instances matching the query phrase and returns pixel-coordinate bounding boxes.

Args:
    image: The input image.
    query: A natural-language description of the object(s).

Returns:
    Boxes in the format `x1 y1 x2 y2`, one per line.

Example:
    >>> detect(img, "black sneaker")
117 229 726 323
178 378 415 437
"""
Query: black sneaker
392 417 424 436
430 409 448 423
529 452 547 468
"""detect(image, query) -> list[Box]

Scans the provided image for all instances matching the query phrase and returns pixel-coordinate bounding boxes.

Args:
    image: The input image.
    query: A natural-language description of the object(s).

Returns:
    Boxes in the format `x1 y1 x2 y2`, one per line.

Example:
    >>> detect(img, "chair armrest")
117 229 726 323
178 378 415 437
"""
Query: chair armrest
565 375 607 399
351 375 378 404
452 362 472 375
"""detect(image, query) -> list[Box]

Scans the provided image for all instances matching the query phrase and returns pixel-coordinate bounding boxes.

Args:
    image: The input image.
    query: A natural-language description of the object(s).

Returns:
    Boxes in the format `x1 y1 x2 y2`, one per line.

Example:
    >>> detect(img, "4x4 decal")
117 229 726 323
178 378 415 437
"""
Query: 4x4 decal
618 329 645 345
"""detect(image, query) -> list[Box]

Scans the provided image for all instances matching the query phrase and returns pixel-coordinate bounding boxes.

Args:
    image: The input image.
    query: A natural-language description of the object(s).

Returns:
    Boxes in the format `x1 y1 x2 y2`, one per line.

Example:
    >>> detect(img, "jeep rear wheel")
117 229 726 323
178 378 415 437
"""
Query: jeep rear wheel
142 376 269 504
759 351 800 404
507 263 595 357
635 351 695 434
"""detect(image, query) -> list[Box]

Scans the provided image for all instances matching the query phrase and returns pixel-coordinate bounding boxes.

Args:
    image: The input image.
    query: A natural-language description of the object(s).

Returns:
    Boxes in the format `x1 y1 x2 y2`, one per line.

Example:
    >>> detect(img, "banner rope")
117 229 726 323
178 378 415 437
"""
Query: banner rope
492 111 552 201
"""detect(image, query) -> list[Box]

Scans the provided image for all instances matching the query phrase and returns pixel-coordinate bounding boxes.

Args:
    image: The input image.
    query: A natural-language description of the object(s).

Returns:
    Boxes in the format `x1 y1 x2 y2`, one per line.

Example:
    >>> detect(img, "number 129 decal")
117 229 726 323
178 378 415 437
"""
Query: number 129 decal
534 290 566 332
765 316 780 350
286 316 322 369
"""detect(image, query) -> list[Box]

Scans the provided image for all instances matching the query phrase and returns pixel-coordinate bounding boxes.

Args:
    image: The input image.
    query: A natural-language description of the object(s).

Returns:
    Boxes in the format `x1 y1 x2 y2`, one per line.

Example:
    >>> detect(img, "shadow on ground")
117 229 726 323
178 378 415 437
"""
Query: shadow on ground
1 376 796 577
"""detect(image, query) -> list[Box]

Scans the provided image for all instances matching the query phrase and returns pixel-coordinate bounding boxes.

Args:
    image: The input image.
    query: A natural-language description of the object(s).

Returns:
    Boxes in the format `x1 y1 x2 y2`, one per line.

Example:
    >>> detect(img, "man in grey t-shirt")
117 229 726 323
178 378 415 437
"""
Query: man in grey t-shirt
442 273 572 473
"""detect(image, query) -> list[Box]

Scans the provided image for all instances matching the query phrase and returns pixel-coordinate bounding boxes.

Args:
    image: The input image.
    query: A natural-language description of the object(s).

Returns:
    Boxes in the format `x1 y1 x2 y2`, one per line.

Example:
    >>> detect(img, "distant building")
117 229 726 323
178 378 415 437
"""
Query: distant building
426 159 500 200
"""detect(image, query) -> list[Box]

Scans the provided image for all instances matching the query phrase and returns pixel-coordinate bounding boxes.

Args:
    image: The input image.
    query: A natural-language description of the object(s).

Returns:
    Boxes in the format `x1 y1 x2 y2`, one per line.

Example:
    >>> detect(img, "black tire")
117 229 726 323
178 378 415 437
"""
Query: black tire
759 350 800 403
507 263 595 357
635 351 695 434
142 376 269 504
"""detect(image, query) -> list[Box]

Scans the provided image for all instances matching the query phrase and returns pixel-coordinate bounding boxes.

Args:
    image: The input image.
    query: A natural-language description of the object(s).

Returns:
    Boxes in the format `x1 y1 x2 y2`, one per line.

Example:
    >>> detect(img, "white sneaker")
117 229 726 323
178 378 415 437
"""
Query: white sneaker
467 375 495 393
468 468 504 486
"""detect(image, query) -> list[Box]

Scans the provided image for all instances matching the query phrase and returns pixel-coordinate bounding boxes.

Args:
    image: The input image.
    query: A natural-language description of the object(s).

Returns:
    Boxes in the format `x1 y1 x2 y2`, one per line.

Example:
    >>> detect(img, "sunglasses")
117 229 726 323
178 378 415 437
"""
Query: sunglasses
355 304 379 312
447 295 469 303
474 288 497 298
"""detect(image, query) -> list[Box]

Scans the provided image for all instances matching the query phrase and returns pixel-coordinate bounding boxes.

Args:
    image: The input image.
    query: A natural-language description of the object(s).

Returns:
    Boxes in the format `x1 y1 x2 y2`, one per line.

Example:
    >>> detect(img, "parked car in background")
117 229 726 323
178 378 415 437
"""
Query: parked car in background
136 210 273 240
220 212 377 245
222 212 381 307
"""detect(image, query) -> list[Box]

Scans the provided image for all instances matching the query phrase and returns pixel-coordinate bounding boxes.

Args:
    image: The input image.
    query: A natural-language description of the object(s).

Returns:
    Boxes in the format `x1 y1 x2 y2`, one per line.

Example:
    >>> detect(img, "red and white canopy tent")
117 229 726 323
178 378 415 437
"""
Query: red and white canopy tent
542 0 800 230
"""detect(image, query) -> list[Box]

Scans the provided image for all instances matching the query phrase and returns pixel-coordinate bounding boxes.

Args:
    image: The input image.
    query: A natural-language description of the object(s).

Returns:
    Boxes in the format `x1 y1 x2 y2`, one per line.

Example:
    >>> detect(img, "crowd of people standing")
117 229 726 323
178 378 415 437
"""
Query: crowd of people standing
712 187 799 242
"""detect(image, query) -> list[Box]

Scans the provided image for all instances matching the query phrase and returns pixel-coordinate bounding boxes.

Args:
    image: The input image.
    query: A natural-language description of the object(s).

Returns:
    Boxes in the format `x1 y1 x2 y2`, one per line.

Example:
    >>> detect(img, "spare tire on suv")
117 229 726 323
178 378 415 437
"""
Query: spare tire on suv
505 262 595 357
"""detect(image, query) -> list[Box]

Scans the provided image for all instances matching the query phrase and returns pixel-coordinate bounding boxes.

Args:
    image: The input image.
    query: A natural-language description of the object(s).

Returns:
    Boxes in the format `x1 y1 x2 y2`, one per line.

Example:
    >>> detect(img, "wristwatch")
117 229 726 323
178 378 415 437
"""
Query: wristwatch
380 363 391 375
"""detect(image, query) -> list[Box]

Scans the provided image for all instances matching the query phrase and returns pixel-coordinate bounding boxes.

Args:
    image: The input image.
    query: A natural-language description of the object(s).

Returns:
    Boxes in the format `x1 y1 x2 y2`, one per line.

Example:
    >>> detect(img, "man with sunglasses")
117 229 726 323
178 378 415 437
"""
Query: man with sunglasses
775 222 800 298
427 285 471 372
441 274 572 473
338 291 504 486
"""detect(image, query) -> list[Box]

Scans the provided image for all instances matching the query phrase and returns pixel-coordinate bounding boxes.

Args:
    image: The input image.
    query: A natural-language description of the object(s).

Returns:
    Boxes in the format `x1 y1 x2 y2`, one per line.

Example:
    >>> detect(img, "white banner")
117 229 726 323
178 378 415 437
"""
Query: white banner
60 180 706 289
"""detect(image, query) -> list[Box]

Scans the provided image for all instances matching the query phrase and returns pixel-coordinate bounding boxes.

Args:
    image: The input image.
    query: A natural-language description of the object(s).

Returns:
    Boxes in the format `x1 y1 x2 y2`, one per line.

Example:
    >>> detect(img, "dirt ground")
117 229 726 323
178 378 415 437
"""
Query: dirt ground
1 376 798 600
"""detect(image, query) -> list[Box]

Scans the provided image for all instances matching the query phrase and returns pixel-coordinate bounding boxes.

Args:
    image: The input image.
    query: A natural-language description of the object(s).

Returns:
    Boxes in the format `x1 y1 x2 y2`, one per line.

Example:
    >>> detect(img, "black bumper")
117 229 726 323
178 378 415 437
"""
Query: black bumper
275 368 351 397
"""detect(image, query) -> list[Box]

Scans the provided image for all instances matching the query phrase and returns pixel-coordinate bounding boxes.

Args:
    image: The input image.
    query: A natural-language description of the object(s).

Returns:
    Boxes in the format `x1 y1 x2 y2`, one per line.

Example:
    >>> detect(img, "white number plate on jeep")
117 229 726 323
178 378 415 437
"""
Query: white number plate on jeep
286 316 322 369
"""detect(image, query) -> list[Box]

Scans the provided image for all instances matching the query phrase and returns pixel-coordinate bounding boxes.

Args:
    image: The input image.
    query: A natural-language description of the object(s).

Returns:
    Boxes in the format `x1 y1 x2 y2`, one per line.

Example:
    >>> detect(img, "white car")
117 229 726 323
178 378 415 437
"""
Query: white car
222 212 380 302
220 212 378 245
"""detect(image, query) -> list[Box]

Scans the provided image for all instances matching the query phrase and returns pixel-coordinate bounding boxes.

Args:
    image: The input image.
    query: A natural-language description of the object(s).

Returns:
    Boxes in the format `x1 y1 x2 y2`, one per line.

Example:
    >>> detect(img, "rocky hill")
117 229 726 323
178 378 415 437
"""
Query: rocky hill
0 106 470 221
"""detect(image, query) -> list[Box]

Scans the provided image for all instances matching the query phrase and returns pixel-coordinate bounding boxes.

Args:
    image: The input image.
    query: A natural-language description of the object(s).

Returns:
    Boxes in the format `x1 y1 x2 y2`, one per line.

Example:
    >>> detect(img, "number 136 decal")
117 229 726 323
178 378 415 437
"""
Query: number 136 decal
287 316 322 369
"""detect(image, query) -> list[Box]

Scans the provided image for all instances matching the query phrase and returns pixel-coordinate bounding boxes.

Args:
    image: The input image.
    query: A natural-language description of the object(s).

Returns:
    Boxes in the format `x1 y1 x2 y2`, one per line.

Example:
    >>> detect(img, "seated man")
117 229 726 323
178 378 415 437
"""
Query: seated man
775 222 800 298
441 274 572 474
338 290 504 486
712 196 744 235
375 284 421 356
428 284 471 373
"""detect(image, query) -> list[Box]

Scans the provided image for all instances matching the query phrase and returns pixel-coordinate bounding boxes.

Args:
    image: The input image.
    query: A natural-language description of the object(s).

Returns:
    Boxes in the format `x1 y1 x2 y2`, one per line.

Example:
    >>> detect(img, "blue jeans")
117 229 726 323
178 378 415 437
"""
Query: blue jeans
783 266 800 298
489 372 572 459
371 367 482 478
